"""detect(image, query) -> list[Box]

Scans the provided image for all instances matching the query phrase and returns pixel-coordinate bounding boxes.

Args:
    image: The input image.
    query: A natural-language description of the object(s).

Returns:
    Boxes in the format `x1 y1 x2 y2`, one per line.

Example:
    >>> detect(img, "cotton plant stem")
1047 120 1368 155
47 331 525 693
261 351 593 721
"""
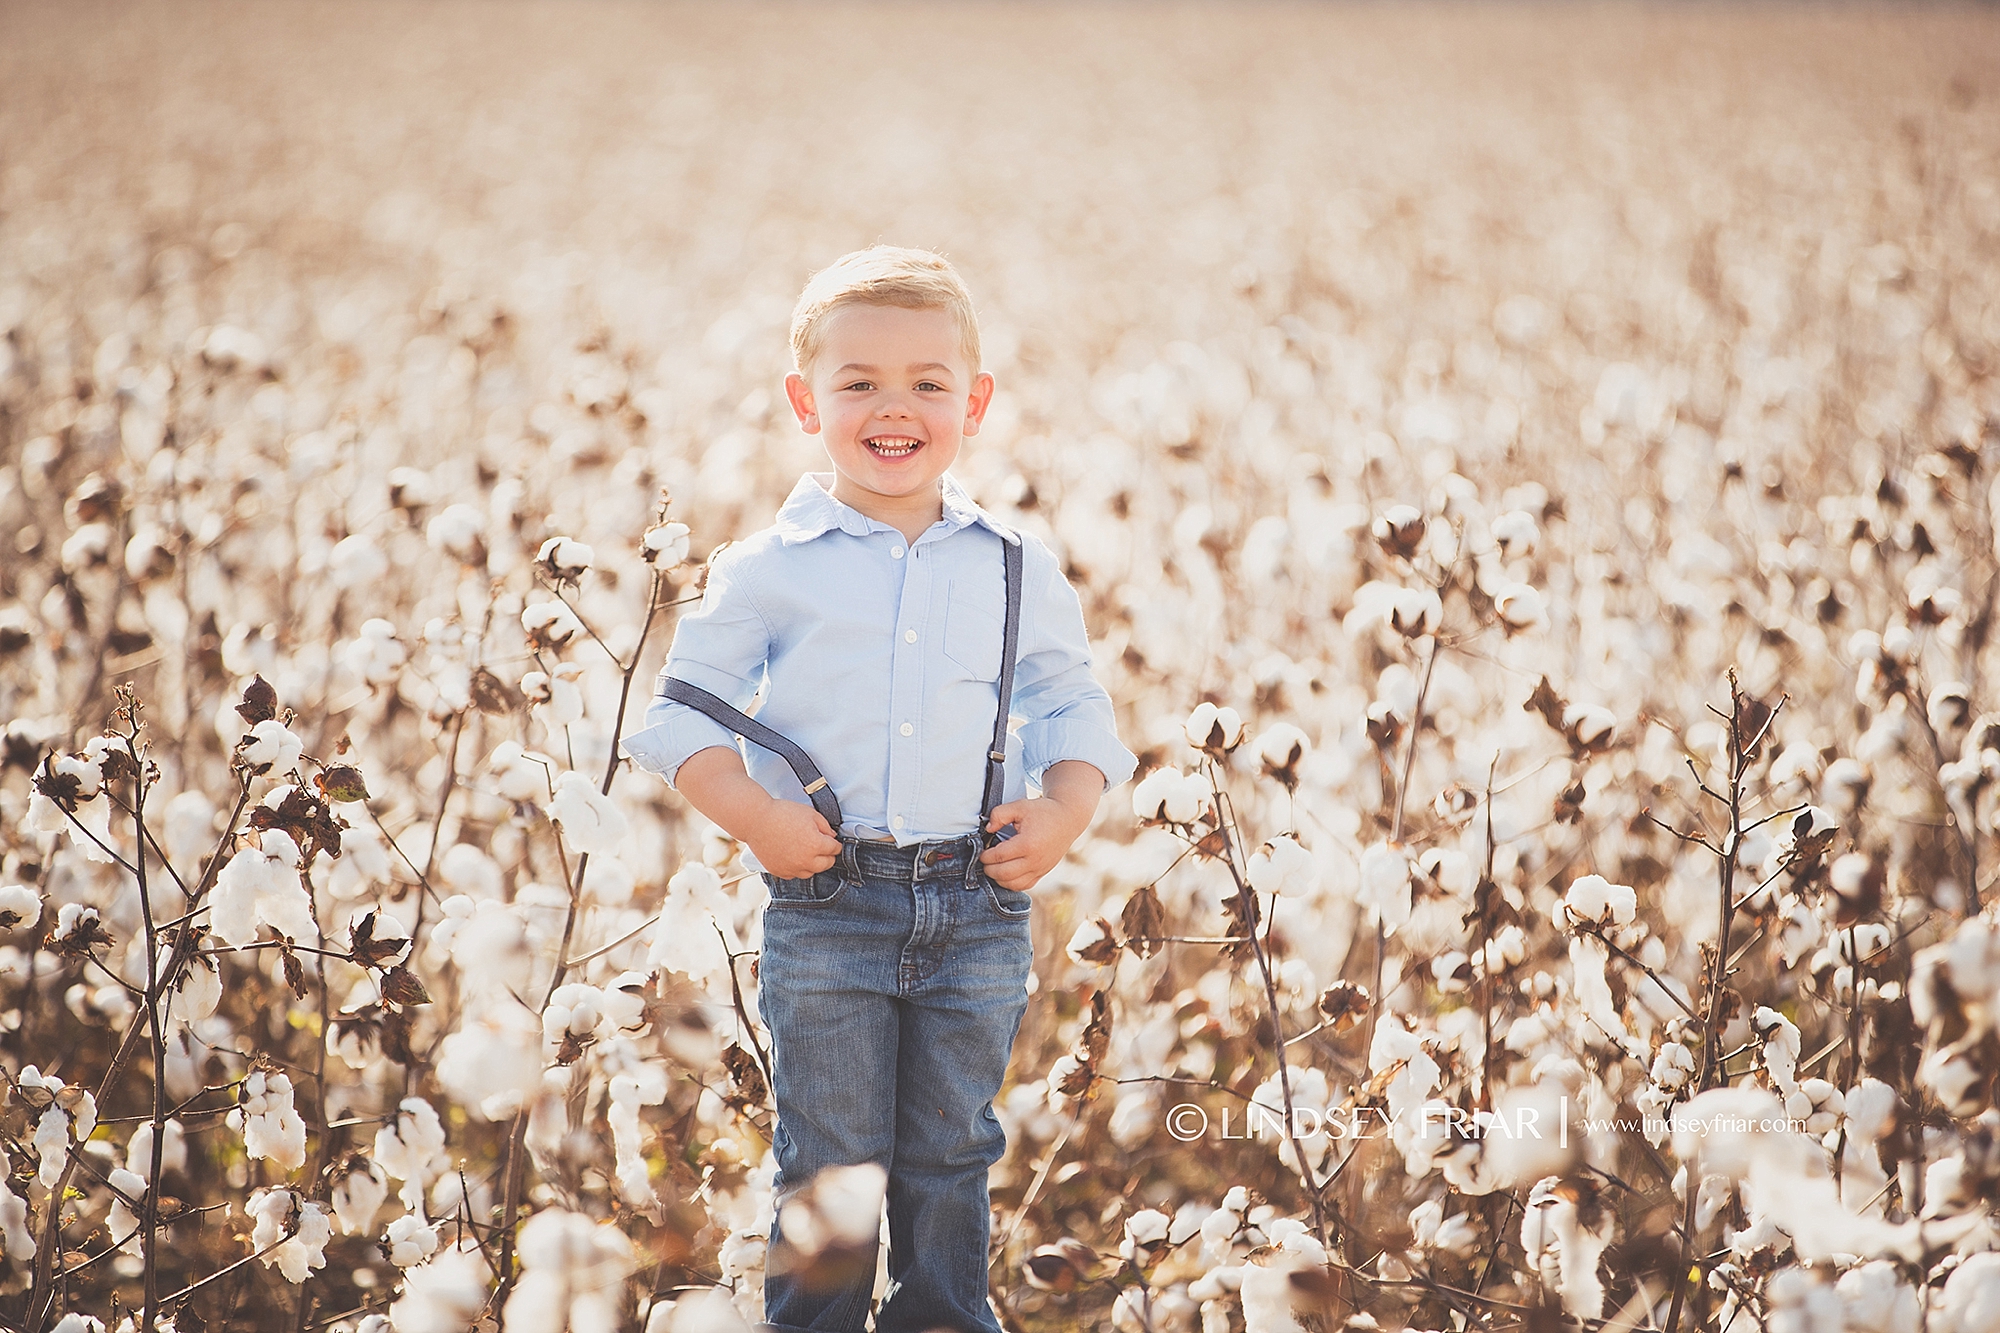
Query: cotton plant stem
27 770 254 1332
1478 755 1498 1109
1665 677 1780 1333
131 751 170 1333
1362 636 1440 1076
1205 759 1334 1253
293 860 334 1333
494 554 672 1308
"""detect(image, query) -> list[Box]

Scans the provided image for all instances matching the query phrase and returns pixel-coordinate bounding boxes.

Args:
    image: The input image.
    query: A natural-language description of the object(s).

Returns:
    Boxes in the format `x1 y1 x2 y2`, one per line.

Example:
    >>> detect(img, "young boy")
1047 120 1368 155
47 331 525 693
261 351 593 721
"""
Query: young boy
620 246 1136 1333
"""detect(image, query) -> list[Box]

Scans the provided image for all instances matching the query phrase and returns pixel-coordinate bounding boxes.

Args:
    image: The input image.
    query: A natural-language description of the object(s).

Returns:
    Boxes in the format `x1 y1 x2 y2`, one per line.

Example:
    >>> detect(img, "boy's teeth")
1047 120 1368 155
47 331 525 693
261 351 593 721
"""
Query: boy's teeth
868 438 920 455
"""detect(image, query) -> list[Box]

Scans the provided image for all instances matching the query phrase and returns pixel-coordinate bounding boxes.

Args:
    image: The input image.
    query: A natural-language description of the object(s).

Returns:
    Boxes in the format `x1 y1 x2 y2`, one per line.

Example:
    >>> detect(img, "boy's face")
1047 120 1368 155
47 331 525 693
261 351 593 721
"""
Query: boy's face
784 303 995 521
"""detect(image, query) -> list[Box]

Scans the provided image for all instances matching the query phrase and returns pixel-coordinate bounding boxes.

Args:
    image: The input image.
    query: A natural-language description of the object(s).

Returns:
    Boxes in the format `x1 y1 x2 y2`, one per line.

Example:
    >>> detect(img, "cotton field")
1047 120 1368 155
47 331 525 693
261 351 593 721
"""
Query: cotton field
4 2 2000 1331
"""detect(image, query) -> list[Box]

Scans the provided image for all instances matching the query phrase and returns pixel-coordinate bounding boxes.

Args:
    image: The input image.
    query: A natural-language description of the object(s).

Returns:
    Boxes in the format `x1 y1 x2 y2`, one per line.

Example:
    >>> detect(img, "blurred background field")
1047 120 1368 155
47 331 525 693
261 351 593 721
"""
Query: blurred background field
5 2 2000 1330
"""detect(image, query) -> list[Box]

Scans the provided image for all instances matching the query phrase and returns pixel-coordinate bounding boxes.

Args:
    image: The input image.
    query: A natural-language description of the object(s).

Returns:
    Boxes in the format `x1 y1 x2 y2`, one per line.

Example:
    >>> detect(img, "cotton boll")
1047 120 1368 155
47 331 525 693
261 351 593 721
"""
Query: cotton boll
388 1241 493 1333
582 855 636 906
642 521 691 567
1252 723 1308 784
247 1189 330 1283
1356 842 1412 934
609 1064 669 1205
524 663 586 729
1563 704 1616 751
1108 1092 1161 1151
338 619 407 686
1752 1006 1802 1095
1651 1042 1695 1091
777 1162 886 1265
548 771 628 856
2 1185 34 1261
374 1098 450 1201
1823 757 1871 811
124 1119 185 1182
717 1226 768 1279
230 1070 307 1170
536 536 595 581
436 1006 546 1120
50 1317 105 1333
521 600 583 650
1417 847 1472 898
327 534 390 589
167 948 222 1025
1845 1079 1898 1143
0 885 40 932
1181 701 1245 758
1785 1079 1843 1135
426 504 487 563
1836 1260 1918 1333
1519 1177 1613 1320
1560 874 1636 930
1247 835 1318 898
1387 585 1444 637
161 789 217 862
1120 1207 1172 1265
1492 509 1538 555
27 790 71 833
1066 917 1118 966
543 982 607 1057
207 827 313 947
331 1159 389 1235
487 741 556 803
1238 1245 1324 1333
238 719 303 776
449 900 536 998
386 1214 442 1267
1131 767 1210 825
1932 1252 2000 1333
1494 582 1545 631
439 842 504 899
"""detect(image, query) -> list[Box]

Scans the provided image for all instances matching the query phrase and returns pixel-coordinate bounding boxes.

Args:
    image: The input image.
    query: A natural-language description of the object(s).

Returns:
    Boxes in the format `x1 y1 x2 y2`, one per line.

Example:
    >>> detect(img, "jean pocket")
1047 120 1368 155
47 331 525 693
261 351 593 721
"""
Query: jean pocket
982 873 1033 919
764 868 848 907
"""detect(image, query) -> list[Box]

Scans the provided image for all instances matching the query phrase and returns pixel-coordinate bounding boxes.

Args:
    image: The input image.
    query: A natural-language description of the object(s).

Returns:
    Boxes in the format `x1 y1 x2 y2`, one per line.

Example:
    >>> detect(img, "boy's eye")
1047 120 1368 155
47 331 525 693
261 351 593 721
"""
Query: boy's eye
915 381 945 392
842 381 874 392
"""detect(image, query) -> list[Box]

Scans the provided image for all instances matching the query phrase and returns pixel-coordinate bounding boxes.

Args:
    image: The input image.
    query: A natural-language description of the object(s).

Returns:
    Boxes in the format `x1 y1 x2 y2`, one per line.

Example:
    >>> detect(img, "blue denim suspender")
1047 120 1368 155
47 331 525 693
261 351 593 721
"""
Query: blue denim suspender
659 531 1025 843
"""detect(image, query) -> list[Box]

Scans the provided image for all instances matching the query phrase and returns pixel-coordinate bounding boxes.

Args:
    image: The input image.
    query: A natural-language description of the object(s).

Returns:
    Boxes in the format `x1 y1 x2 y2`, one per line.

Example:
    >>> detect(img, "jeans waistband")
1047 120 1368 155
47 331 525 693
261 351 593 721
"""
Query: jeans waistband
840 832 984 885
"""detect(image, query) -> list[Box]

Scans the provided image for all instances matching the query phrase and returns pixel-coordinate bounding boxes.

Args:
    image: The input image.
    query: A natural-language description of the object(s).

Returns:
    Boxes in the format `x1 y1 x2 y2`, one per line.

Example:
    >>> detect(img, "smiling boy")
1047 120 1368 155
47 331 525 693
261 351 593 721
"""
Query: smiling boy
621 246 1135 1333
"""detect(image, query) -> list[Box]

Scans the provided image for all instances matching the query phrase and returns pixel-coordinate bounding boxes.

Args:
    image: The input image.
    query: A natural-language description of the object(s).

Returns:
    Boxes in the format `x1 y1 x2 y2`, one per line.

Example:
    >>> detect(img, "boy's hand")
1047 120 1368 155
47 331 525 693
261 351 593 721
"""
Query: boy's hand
979 760 1105 892
676 746 841 881
746 799 842 880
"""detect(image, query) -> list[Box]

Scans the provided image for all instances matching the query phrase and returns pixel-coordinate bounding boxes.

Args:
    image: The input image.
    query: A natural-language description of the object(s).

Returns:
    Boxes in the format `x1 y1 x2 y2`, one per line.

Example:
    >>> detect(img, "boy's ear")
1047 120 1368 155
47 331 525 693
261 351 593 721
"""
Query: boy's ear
784 372 820 434
962 372 997 436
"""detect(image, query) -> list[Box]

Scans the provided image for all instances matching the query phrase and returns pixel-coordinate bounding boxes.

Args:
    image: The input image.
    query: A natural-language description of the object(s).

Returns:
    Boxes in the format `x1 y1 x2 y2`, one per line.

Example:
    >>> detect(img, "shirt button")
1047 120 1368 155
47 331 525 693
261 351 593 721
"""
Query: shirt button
892 815 904 830
891 545 905 559
904 629 918 644
900 722 914 737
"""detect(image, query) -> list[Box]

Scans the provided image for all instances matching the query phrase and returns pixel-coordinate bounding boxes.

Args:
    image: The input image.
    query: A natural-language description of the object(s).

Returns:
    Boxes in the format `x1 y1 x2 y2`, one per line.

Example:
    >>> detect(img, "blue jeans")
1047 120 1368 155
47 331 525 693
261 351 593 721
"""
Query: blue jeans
755 832 1034 1333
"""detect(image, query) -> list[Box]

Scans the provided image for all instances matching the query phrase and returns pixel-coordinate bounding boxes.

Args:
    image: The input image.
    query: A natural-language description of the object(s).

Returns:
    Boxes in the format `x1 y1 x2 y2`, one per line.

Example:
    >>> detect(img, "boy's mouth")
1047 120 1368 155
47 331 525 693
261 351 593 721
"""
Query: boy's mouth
864 436 924 459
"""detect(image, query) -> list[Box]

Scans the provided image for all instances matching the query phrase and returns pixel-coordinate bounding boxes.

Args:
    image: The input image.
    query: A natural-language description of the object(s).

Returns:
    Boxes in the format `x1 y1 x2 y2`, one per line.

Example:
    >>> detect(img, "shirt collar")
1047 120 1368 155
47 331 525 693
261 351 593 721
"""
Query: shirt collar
774 472 1018 545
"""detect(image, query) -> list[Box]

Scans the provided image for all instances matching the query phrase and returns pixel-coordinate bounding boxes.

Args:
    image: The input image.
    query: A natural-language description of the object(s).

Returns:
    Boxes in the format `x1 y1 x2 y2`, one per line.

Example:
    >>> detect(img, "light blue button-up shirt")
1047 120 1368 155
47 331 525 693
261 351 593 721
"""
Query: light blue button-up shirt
620 471 1137 847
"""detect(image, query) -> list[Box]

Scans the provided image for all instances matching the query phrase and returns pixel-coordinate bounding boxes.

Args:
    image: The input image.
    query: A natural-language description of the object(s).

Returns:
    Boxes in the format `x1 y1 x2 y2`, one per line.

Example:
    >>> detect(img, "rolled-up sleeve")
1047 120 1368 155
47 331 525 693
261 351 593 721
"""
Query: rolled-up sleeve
619 548 772 787
1010 541 1137 792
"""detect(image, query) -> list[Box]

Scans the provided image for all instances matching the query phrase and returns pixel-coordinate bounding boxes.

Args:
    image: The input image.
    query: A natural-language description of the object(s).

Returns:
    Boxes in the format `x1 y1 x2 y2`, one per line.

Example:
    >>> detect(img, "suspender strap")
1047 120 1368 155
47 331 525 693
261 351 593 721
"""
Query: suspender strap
657 676 845 831
659 526 1023 841
980 533 1025 831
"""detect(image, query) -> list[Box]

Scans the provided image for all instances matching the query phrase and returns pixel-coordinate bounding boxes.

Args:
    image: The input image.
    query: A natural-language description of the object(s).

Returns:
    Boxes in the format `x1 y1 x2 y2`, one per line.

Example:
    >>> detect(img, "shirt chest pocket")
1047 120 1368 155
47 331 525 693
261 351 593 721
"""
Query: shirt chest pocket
941 579 1005 683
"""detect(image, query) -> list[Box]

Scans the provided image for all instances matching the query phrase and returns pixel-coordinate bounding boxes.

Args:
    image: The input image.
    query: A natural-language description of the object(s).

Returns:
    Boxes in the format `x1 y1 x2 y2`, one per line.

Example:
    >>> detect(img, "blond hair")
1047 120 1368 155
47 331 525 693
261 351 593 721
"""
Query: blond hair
789 246 980 377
